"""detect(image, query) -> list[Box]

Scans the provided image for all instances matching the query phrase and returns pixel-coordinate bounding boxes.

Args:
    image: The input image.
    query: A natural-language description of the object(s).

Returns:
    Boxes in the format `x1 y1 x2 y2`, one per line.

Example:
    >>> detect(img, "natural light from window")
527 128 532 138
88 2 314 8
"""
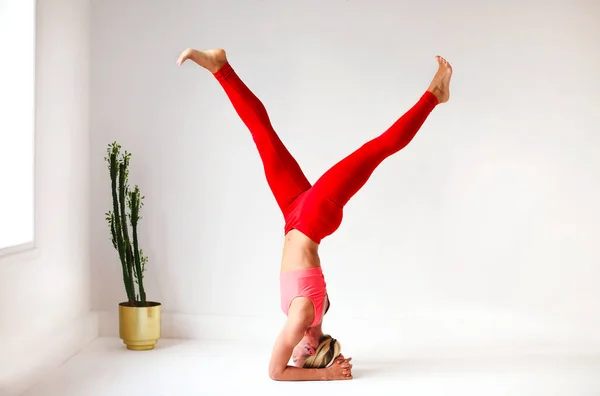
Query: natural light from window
0 0 35 252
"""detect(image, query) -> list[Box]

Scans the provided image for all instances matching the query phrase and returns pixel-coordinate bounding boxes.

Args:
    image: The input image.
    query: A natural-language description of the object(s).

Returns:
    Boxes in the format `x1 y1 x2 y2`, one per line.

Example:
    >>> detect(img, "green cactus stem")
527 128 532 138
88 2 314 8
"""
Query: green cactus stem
105 142 148 307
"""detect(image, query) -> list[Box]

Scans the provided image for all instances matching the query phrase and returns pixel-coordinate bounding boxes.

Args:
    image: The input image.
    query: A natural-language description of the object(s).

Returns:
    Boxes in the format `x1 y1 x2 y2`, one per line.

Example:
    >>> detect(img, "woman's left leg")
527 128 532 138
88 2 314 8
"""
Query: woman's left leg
311 56 452 207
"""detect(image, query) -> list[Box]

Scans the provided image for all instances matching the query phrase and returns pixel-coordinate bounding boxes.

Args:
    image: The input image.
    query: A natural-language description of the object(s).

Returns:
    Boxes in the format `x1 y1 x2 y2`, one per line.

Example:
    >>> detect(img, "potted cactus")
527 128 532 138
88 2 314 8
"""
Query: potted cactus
105 142 161 350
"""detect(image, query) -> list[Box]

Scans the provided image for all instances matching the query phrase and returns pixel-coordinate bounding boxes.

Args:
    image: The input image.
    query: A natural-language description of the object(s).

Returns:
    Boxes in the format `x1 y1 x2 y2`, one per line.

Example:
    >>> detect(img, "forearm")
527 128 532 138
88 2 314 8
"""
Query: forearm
270 365 329 381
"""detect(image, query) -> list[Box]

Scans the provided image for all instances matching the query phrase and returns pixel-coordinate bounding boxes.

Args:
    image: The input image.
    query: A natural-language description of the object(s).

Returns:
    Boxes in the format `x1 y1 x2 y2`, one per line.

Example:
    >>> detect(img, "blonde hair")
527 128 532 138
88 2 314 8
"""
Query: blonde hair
301 335 341 368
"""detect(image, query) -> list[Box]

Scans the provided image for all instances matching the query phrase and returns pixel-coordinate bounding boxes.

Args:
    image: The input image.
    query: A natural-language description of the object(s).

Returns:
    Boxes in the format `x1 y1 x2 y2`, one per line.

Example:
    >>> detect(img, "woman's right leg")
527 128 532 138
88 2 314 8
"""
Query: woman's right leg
178 48 311 215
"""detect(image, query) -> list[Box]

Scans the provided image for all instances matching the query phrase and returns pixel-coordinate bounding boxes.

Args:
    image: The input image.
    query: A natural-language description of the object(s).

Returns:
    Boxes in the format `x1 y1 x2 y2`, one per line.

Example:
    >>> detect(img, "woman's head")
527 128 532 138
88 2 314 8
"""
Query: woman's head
293 334 341 368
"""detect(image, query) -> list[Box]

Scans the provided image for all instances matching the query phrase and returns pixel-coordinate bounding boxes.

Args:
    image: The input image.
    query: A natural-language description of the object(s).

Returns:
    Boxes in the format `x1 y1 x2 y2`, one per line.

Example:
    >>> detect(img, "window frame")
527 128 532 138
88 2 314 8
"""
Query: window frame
0 0 37 259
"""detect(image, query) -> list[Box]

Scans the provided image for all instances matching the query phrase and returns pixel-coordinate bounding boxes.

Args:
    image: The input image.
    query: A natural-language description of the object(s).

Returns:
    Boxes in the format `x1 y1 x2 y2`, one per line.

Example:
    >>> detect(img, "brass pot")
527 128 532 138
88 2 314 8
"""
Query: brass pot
118 301 161 350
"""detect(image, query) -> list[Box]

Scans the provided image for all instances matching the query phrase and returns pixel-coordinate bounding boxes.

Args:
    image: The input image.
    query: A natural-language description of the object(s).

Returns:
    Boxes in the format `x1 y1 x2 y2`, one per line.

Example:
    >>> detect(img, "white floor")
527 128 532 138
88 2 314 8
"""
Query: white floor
20 337 600 396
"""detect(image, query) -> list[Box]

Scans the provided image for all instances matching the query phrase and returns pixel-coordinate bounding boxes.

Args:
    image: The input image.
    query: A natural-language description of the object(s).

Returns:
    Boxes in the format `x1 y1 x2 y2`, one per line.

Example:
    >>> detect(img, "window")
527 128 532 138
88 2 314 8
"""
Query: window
0 0 35 253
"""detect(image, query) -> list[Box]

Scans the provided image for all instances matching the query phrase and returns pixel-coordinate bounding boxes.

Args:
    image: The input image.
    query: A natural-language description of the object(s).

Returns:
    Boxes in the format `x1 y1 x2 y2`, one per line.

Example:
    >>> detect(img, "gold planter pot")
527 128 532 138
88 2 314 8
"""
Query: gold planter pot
118 301 161 350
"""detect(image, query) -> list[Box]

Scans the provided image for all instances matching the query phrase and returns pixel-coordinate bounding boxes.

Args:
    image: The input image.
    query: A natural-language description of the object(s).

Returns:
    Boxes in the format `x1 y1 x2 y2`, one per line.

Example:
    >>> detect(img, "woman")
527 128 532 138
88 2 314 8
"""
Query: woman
177 48 452 381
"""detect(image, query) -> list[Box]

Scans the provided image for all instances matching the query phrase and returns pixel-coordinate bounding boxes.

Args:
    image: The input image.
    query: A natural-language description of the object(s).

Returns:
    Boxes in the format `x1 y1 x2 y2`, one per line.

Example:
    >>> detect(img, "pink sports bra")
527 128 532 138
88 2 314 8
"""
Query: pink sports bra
280 267 328 328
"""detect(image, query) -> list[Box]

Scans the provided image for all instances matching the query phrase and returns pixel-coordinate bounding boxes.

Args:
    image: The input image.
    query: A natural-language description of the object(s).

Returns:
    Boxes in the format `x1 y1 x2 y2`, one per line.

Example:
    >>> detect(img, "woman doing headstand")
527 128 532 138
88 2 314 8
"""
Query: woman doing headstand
177 48 453 381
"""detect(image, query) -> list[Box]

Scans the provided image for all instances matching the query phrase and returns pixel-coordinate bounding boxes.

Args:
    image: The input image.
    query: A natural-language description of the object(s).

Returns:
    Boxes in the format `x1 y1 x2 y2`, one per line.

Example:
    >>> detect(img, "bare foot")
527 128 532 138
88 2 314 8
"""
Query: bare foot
176 48 227 73
427 56 453 104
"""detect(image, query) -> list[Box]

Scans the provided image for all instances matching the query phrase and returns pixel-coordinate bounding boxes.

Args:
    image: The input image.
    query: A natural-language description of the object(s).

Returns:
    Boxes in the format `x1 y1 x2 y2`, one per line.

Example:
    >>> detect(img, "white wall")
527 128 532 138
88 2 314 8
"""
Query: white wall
91 0 600 353
0 0 96 394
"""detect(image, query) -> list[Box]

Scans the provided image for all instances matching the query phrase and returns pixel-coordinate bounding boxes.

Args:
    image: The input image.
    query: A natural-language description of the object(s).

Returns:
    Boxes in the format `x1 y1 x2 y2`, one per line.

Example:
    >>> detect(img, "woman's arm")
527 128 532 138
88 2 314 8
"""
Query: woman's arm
268 299 352 381
268 317 330 381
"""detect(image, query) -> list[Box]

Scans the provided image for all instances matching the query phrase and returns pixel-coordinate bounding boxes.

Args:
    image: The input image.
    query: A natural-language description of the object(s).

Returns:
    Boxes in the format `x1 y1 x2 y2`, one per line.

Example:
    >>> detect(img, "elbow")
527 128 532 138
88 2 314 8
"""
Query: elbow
269 368 284 381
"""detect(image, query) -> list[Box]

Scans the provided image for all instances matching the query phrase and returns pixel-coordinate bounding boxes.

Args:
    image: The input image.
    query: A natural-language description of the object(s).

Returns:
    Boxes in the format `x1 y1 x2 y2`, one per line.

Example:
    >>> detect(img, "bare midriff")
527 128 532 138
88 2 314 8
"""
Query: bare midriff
280 229 321 272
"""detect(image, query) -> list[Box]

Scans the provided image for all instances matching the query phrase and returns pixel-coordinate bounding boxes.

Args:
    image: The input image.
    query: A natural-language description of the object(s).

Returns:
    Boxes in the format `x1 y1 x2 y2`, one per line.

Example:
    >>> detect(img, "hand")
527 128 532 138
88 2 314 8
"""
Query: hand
326 355 353 380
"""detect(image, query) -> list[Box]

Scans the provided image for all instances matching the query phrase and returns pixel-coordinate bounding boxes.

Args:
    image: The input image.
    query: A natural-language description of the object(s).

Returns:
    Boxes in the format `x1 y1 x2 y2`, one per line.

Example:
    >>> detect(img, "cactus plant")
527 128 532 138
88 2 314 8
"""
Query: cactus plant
104 142 148 306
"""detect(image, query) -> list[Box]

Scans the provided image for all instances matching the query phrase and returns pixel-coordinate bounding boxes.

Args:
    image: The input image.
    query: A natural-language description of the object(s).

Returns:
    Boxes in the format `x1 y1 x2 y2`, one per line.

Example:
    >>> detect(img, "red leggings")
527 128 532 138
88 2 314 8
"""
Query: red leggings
214 63 438 244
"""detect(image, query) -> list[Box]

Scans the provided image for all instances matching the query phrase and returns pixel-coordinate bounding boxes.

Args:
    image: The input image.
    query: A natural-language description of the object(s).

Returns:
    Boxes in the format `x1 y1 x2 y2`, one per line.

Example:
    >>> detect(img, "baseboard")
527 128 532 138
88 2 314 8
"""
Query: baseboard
98 309 284 343
96 309 600 357
0 311 99 396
